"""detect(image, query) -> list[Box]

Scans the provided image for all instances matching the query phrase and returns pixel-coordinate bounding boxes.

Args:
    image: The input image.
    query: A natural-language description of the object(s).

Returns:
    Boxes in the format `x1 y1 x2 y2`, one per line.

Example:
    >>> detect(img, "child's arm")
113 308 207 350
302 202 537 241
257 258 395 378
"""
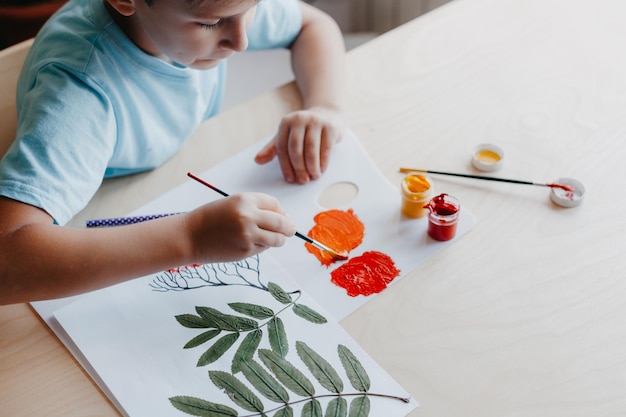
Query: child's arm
254 2 347 184
0 195 295 305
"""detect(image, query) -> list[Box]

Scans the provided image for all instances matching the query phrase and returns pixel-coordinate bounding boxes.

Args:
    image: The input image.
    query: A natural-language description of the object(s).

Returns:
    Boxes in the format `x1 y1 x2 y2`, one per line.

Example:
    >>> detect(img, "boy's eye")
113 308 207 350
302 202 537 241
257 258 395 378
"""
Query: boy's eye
199 20 224 30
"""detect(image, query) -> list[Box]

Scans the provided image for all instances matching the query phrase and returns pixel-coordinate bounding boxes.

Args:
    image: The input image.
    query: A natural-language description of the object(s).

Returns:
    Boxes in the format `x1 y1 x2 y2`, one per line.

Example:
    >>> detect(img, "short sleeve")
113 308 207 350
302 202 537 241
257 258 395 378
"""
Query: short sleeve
0 64 117 225
247 0 303 50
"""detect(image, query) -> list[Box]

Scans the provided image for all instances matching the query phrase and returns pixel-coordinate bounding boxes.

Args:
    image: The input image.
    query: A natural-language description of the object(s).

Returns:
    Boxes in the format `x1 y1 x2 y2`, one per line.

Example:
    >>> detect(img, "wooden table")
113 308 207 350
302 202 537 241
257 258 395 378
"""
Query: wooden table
3 0 626 415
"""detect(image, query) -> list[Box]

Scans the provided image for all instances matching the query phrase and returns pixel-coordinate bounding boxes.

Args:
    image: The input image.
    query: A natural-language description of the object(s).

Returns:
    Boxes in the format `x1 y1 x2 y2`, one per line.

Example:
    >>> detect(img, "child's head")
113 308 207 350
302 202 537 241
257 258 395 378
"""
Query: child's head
106 0 259 68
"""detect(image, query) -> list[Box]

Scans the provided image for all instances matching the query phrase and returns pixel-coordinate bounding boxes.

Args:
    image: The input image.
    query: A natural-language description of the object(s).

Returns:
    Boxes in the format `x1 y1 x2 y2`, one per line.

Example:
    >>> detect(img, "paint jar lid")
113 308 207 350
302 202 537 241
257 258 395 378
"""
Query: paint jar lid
471 143 504 172
550 177 585 208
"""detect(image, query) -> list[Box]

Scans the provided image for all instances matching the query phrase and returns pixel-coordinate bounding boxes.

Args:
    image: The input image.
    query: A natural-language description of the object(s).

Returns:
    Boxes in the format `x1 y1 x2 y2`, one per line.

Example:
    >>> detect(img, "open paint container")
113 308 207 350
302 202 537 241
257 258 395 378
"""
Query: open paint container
550 177 585 208
472 143 504 172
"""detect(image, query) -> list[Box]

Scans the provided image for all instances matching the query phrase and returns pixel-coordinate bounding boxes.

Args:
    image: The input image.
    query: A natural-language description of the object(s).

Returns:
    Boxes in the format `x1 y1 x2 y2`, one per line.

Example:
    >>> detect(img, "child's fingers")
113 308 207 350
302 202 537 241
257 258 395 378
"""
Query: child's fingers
303 124 323 180
254 139 277 165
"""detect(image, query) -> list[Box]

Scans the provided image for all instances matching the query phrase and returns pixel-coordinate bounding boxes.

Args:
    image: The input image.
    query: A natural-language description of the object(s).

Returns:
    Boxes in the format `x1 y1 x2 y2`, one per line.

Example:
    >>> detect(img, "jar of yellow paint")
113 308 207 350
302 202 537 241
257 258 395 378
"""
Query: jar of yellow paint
401 174 433 218
471 143 504 171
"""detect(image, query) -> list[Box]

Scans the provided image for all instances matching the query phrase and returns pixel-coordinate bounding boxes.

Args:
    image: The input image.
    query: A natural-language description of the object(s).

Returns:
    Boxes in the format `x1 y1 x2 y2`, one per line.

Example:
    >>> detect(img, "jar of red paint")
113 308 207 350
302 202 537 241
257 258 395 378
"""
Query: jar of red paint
424 194 460 241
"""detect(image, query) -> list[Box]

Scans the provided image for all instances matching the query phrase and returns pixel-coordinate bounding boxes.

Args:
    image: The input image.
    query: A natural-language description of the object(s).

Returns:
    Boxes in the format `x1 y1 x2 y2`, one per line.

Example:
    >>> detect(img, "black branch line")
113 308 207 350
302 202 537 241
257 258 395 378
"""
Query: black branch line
150 255 267 292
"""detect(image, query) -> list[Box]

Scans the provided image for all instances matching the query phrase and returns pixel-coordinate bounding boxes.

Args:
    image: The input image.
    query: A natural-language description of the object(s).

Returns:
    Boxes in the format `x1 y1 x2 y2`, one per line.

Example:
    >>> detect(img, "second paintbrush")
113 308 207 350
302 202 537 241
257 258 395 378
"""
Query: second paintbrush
399 167 575 191
187 172 348 261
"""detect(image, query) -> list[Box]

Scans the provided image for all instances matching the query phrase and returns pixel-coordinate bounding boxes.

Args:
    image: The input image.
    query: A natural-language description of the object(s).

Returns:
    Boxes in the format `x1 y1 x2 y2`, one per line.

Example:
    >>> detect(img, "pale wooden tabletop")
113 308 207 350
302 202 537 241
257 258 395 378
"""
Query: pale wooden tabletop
3 0 626 416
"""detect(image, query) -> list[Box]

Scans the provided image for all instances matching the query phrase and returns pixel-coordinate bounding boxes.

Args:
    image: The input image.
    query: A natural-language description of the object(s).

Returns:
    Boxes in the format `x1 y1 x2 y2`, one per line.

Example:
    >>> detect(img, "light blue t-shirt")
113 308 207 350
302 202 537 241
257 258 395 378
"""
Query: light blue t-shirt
0 0 301 225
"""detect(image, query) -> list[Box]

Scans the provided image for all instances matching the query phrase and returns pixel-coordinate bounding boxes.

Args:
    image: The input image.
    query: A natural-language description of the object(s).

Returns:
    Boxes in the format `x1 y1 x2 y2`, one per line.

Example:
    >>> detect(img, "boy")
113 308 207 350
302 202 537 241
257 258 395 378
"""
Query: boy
0 0 346 305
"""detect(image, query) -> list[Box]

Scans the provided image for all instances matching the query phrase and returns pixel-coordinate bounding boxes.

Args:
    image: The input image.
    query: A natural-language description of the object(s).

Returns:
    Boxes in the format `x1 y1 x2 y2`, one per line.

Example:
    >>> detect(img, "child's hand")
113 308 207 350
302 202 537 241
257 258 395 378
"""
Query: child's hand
185 193 296 263
254 106 345 184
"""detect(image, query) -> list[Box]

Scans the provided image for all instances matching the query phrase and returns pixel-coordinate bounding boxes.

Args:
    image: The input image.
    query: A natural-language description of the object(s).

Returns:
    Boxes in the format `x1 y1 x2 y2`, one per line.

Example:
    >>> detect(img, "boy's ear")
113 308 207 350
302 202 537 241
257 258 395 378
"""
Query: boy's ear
105 0 137 17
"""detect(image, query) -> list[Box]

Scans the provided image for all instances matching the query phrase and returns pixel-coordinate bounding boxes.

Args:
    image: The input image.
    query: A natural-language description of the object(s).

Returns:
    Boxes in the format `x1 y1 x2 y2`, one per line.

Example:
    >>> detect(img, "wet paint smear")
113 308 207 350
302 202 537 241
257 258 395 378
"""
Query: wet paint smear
306 209 365 266
331 251 400 297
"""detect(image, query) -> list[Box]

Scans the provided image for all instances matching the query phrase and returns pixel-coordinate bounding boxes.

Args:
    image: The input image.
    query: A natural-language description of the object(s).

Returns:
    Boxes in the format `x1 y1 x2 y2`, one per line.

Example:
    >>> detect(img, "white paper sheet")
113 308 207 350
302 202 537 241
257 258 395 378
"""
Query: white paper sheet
53 253 418 417
32 130 476 417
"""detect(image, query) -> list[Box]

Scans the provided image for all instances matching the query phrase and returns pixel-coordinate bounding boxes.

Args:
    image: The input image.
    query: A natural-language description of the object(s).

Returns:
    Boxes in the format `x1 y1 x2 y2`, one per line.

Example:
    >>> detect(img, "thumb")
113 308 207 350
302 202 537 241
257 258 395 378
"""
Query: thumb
254 140 277 165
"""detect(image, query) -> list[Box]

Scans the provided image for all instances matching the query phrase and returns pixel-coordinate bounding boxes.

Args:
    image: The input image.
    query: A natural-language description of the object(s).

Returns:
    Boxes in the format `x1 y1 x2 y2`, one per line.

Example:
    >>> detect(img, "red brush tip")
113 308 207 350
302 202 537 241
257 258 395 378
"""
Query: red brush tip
547 183 575 192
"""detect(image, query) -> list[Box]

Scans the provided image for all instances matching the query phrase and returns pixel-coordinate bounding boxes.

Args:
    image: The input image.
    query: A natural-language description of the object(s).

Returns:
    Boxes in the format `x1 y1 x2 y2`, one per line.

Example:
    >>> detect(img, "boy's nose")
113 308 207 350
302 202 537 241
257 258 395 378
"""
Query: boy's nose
220 20 249 52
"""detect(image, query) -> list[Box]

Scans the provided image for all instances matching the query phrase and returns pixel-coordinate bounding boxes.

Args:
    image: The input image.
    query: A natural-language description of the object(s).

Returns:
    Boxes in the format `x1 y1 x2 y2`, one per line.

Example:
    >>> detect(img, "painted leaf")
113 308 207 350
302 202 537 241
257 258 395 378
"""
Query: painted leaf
231 329 262 373
292 304 327 324
209 370 264 413
326 397 348 417
196 307 239 331
295 341 343 393
302 399 322 417
337 345 370 392
184 329 221 349
232 315 259 331
175 314 214 329
268 282 292 304
229 302 275 319
241 359 290 403
169 395 237 417
348 395 370 417
273 406 294 417
197 333 240 367
258 348 315 397
268 317 289 357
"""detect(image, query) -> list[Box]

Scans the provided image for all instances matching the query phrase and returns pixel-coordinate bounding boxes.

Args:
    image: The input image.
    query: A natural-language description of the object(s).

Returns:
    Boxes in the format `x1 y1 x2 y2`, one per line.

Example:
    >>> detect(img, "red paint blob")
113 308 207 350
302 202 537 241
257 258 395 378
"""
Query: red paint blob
306 209 365 266
331 251 400 297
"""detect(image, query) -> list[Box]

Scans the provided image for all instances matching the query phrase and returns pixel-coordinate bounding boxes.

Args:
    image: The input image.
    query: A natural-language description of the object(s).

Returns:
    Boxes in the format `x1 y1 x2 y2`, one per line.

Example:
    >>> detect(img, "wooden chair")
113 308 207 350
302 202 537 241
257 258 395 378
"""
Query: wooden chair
0 38 32 160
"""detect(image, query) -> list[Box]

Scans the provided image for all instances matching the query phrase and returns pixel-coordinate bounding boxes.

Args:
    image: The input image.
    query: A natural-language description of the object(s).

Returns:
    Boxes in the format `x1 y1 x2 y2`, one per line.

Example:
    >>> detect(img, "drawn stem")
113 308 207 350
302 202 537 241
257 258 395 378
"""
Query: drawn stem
239 392 411 417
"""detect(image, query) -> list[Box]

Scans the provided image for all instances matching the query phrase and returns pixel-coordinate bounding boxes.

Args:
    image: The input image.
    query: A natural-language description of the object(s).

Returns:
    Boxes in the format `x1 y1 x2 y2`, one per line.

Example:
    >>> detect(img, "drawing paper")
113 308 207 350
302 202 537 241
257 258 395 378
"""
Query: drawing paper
32 130 476 417
53 253 418 417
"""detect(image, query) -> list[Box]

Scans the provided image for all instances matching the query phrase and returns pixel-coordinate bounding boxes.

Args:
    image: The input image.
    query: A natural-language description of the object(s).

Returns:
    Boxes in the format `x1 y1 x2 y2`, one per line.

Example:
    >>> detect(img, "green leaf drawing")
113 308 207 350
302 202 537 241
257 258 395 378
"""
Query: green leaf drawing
231 329 262 373
209 370 265 413
337 345 371 392
169 260 412 417
258 348 316 397
302 399 322 417
196 306 259 332
268 282 292 304
197 333 240 367
241 359 290 403
292 304 327 324
184 329 221 349
169 395 237 417
348 395 370 417
232 316 259 332
175 313 214 329
326 397 348 417
296 341 343 394
268 317 289 357
229 302 275 319
196 307 237 331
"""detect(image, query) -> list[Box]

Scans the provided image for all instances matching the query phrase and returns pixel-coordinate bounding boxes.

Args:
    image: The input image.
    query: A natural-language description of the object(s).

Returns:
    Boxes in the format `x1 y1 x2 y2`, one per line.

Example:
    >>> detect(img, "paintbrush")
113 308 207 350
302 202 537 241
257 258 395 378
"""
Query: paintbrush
187 172 349 261
399 168 575 191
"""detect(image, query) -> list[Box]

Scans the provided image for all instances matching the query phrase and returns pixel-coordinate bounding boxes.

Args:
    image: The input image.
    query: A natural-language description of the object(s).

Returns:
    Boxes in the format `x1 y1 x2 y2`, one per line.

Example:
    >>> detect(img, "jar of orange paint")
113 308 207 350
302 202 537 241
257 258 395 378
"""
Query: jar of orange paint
424 193 460 241
400 174 433 218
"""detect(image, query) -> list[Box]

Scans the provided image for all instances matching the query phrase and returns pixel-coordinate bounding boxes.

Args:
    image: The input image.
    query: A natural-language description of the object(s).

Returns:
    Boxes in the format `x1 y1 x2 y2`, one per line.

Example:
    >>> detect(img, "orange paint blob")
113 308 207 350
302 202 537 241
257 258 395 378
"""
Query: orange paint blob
331 251 400 297
306 209 364 266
